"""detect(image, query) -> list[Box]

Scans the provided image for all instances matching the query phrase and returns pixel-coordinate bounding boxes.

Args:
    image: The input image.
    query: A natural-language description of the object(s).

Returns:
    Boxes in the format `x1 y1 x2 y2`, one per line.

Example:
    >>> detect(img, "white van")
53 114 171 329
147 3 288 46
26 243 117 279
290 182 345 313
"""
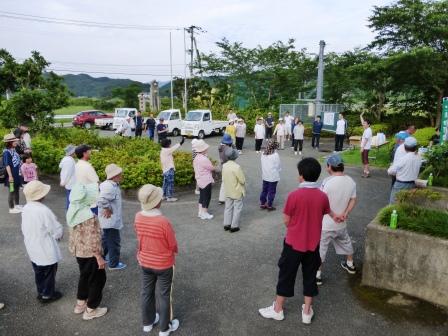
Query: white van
156 109 183 137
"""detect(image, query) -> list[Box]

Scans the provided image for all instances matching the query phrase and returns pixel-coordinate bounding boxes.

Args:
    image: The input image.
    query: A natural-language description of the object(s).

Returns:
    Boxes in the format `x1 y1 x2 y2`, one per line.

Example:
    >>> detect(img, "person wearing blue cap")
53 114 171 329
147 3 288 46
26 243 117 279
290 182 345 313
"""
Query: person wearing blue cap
218 134 234 204
387 137 422 204
316 154 357 286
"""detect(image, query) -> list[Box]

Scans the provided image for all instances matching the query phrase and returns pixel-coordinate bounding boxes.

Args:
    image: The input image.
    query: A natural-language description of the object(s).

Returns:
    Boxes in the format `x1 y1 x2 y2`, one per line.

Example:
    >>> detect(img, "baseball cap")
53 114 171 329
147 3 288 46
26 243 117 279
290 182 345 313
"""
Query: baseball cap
326 154 343 167
404 136 417 147
395 131 409 140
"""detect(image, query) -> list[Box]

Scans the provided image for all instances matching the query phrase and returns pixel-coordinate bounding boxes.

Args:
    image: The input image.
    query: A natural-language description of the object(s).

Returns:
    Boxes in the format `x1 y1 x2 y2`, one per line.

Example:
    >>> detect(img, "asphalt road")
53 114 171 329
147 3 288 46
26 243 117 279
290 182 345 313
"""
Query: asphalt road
0 134 446 336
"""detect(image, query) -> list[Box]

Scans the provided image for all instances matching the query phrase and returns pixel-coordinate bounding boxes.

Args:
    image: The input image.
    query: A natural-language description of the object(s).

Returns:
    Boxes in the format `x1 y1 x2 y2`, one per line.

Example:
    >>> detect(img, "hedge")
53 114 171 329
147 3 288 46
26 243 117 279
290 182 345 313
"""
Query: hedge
30 128 194 189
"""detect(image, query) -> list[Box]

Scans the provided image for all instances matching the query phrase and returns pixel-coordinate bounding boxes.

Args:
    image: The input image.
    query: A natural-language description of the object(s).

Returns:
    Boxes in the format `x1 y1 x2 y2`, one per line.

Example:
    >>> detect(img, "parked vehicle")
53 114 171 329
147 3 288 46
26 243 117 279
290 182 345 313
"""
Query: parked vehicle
72 110 113 129
156 109 183 136
181 110 228 139
95 108 137 130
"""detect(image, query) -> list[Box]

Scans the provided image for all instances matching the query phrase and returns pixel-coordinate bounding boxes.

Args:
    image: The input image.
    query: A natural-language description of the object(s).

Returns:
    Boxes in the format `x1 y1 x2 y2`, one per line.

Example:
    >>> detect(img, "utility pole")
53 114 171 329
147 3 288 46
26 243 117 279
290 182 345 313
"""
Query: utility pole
315 40 326 116
186 25 203 77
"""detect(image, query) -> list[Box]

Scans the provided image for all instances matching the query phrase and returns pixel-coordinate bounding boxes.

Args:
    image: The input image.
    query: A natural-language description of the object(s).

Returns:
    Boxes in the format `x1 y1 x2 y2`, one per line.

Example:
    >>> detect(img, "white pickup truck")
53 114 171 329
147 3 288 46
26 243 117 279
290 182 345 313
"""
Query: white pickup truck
95 108 137 130
156 109 183 137
181 109 228 139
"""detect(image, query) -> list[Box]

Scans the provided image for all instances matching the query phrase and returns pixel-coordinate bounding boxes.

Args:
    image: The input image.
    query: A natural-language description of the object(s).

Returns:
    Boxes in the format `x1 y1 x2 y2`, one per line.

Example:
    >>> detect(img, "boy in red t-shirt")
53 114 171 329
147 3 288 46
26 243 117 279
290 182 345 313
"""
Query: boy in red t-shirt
259 157 343 324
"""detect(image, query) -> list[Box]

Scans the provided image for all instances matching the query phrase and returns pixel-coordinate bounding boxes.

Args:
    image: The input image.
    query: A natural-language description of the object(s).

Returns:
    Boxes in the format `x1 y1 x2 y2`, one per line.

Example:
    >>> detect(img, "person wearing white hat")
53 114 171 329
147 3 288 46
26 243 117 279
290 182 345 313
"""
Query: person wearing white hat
3 133 22 213
97 164 126 271
192 140 215 220
59 144 77 210
21 180 64 303
273 118 287 150
254 118 266 153
283 112 293 141
387 137 422 204
134 184 180 335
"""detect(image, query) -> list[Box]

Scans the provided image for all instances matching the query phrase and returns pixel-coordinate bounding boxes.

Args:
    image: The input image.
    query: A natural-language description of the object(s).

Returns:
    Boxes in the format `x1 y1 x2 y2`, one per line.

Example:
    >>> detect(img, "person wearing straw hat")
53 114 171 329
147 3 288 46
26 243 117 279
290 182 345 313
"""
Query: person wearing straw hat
134 184 180 335
21 180 64 303
59 144 77 210
97 164 126 271
193 140 215 220
3 133 22 214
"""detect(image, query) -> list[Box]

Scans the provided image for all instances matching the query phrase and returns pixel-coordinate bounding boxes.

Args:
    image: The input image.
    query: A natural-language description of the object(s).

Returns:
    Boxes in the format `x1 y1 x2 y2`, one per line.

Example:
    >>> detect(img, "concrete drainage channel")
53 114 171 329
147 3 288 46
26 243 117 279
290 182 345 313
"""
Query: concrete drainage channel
348 271 448 326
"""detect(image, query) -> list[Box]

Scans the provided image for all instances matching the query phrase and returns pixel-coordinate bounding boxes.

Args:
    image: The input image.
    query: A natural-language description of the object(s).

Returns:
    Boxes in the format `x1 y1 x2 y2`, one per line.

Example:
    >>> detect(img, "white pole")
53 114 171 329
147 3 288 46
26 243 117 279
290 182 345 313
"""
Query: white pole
170 31 174 110
183 28 188 112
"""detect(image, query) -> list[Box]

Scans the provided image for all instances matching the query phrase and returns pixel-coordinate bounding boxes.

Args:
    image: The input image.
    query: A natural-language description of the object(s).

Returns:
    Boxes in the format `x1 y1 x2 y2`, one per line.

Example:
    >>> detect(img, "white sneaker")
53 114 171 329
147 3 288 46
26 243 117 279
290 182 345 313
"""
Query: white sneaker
200 212 214 220
9 208 21 214
299 151 302 155
258 302 284 321
166 197 178 202
256 151 260 154
194 190 200 195
159 319 179 336
301 304 314 324
143 313 160 333
15 205 23 209
294 152 297 155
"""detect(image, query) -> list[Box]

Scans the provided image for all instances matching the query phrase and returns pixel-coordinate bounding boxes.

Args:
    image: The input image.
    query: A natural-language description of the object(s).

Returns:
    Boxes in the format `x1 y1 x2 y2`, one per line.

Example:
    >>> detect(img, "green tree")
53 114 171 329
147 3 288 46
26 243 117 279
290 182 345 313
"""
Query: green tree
111 83 142 108
0 50 70 129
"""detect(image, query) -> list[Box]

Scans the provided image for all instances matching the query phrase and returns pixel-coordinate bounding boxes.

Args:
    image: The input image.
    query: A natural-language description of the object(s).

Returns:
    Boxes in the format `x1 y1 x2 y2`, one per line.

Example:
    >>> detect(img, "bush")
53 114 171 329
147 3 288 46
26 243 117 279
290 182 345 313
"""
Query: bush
413 127 436 146
419 142 448 187
32 128 195 189
349 123 390 137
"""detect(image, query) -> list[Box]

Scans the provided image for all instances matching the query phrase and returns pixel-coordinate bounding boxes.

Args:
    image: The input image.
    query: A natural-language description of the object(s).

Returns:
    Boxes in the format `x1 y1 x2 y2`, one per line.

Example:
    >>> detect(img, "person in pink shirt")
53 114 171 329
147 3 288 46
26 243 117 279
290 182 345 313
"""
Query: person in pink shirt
20 154 38 184
259 157 343 325
192 140 215 220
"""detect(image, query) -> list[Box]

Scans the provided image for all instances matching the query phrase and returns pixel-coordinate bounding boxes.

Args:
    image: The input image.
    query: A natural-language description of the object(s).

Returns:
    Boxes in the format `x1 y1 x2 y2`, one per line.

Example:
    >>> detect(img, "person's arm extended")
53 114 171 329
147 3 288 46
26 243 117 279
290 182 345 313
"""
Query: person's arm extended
167 143 181 154
359 112 365 124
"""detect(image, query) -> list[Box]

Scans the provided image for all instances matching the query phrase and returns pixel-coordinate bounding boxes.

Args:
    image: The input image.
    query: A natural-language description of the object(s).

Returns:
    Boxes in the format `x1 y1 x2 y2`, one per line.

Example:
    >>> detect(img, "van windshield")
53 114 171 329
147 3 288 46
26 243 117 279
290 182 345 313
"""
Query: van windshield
186 111 203 121
157 112 171 120
115 109 129 118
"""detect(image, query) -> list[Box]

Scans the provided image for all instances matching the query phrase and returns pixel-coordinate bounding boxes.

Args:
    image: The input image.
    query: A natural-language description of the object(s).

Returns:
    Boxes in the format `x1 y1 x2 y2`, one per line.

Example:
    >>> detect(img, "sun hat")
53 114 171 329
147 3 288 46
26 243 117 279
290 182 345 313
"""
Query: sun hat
105 163 123 179
193 139 209 153
3 133 19 143
221 133 233 145
326 154 343 167
64 144 76 156
138 184 163 211
395 131 409 141
23 180 51 202
404 136 417 147
224 147 239 161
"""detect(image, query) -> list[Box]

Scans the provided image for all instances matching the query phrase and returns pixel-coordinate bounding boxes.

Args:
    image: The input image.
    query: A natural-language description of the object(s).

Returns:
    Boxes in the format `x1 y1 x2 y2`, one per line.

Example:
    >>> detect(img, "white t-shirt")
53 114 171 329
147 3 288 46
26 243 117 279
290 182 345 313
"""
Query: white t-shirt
284 115 293 126
261 152 281 182
393 144 406 164
59 156 76 190
388 152 422 182
321 175 356 231
336 119 346 135
254 124 266 139
362 127 372 150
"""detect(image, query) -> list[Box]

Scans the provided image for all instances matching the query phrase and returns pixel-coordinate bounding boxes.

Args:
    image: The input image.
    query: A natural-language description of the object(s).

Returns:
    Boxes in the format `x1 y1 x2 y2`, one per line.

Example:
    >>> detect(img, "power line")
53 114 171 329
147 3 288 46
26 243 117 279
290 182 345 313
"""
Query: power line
0 10 183 30
47 68 184 77
16 58 186 67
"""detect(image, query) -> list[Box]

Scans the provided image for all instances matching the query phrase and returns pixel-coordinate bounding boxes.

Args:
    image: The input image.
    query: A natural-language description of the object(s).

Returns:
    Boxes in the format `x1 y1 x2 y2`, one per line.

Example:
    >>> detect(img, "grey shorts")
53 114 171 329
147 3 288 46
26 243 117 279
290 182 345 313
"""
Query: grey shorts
320 228 354 262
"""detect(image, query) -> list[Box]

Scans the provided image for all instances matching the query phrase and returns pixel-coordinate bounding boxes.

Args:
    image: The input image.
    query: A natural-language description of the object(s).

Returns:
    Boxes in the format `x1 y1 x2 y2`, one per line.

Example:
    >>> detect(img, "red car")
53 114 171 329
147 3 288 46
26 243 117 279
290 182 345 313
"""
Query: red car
72 110 113 129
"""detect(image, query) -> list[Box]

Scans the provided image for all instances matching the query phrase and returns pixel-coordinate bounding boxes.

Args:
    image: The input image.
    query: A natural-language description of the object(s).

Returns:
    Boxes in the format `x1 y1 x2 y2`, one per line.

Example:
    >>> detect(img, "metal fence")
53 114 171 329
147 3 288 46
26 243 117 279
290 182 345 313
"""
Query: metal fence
279 103 344 132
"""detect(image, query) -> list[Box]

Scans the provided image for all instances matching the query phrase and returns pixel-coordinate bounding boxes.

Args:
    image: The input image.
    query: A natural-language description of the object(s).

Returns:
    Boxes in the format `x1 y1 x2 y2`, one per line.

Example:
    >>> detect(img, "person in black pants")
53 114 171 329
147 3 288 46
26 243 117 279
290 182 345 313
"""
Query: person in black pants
265 113 274 139
157 118 168 143
145 114 156 141
334 113 346 152
311 116 323 150
3 133 22 214
134 111 144 137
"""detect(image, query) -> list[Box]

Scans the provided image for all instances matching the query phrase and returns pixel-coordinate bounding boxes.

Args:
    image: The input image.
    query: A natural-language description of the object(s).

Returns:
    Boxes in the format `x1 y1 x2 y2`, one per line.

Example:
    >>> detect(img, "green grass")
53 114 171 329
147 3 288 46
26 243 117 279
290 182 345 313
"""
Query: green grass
53 105 95 115
341 145 392 168
378 204 448 239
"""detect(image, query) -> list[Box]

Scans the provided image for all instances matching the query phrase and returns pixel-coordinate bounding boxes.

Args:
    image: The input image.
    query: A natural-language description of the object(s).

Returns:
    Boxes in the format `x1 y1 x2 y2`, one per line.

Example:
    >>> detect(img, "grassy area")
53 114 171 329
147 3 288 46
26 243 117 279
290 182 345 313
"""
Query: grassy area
53 105 95 115
378 204 448 239
341 145 391 168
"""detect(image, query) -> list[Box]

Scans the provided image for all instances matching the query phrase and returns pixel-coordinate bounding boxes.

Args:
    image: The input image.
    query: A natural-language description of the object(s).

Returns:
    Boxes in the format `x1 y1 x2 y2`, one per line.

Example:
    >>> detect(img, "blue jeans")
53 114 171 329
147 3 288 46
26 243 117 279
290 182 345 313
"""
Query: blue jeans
147 128 155 140
162 168 175 198
32 262 58 298
390 181 415 204
102 228 121 268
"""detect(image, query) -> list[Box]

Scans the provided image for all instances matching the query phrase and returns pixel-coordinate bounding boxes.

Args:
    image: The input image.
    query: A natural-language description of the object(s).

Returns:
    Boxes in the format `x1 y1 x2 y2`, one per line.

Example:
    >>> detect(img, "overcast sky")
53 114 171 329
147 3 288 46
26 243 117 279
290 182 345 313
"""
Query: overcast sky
0 0 391 82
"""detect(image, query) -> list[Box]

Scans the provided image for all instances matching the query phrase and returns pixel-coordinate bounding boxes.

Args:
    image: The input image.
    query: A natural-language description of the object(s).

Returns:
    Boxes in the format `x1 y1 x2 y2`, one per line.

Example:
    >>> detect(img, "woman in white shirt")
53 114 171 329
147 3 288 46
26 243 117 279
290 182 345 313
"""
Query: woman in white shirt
360 113 372 178
254 118 266 153
293 120 305 155
260 140 281 211
59 144 77 209
273 119 287 150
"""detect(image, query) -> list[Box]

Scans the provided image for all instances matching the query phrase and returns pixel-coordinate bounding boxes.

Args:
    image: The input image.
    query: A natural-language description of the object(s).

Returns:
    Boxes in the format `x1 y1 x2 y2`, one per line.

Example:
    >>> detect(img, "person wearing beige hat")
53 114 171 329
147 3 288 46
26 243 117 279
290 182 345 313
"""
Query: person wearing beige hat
192 140 215 220
97 164 126 270
3 133 22 214
134 184 180 335
21 181 64 303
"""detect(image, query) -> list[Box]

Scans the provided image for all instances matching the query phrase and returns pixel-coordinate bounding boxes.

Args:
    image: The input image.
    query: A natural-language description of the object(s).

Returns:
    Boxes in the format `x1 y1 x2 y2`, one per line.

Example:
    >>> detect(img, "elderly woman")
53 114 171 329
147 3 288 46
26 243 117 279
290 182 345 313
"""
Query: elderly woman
193 140 215 220
260 140 281 211
67 182 107 320
3 133 22 214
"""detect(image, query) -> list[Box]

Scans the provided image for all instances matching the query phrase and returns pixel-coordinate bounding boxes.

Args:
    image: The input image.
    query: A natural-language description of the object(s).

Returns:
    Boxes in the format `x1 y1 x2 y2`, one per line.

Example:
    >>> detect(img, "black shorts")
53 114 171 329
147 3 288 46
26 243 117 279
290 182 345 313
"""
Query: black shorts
362 149 370 164
276 241 321 298
199 183 212 208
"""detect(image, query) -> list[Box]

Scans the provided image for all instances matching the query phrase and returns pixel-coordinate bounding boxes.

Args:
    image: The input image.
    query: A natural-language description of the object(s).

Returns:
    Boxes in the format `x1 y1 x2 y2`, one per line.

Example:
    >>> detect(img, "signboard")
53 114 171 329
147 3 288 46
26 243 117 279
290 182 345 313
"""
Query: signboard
323 112 335 126
441 97 448 144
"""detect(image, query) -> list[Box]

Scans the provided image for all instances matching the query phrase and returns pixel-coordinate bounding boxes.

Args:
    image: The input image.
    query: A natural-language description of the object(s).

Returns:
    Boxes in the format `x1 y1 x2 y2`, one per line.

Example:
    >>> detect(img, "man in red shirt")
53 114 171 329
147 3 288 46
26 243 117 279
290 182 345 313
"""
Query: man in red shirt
259 157 342 325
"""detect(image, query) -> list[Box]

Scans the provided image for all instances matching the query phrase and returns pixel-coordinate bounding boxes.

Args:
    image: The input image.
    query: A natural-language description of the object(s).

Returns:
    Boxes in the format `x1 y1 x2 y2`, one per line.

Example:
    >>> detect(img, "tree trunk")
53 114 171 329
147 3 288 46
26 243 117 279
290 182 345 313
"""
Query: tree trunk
436 89 444 128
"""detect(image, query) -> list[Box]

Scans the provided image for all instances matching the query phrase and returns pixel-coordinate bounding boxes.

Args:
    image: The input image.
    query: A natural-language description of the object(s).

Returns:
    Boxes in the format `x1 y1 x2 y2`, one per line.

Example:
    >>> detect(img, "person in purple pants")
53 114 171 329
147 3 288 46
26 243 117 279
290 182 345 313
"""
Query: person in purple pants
260 140 281 211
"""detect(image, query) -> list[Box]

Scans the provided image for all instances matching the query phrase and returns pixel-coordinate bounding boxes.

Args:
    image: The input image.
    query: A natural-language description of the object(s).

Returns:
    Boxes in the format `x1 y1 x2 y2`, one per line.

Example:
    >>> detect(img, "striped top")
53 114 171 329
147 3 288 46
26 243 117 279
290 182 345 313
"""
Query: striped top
134 211 178 270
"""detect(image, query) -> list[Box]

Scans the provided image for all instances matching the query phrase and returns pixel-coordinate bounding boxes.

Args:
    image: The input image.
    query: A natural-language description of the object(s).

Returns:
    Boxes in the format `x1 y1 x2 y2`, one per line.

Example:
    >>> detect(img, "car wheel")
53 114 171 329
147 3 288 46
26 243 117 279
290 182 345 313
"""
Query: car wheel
219 127 225 135
198 131 205 139
84 122 92 129
172 128 179 137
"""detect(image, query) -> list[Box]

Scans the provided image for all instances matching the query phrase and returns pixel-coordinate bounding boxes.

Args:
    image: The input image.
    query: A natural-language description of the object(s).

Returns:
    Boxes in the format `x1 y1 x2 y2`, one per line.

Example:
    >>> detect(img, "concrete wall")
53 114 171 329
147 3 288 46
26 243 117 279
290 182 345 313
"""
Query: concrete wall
362 221 448 308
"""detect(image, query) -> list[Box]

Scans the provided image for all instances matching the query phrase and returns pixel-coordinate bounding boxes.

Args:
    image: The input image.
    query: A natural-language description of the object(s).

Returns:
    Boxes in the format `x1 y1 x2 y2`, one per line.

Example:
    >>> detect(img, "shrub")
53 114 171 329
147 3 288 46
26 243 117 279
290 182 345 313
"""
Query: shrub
419 142 448 187
349 123 390 137
413 127 436 146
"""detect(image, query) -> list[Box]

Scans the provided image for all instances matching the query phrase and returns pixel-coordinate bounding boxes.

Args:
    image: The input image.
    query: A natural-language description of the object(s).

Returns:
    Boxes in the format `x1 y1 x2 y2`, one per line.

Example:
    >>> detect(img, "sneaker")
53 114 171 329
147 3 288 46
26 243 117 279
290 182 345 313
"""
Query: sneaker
74 302 87 314
9 208 21 214
301 304 314 324
238 150 242 154
294 152 298 155
194 190 200 195
109 262 127 271
341 261 356 274
39 291 63 304
256 151 260 154
143 313 160 333
159 319 179 336
230 227 240 233
83 307 108 320
260 204 267 210
15 205 23 210
316 275 323 286
258 302 284 321
200 212 214 220
299 151 302 155
223 225 231 231
166 197 178 202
